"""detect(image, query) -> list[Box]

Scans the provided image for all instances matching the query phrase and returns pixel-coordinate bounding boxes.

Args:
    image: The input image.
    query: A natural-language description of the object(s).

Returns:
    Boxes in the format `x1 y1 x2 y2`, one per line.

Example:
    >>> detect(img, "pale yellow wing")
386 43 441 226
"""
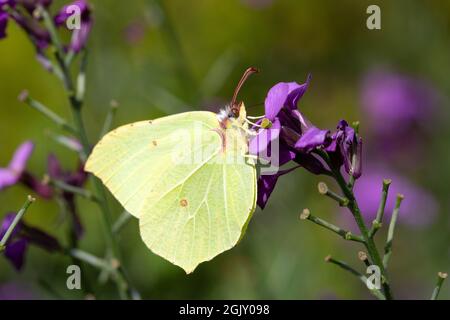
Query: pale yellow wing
85 111 220 218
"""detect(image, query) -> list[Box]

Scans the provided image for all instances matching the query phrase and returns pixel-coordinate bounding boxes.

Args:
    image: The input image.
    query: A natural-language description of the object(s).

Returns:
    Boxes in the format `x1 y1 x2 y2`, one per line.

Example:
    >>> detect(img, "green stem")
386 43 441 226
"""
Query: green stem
50 178 100 203
0 196 35 250
68 248 114 272
318 182 349 206
20 91 77 134
325 255 386 300
316 149 394 299
358 251 371 267
383 194 403 269
431 272 448 300
113 211 132 234
300 209 364 243
335 169 393 300
369 179 391 238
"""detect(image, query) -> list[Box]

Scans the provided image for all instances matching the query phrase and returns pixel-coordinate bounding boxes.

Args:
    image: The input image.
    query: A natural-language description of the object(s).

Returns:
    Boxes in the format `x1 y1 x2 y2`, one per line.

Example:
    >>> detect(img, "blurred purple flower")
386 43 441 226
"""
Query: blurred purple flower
0 141 53 198
1 212 61 270
47 154 87 238
124 21 146 45
361 70 439 133
0 282 36 300
54 0 92 53
360 70 443 172
353 165 438 227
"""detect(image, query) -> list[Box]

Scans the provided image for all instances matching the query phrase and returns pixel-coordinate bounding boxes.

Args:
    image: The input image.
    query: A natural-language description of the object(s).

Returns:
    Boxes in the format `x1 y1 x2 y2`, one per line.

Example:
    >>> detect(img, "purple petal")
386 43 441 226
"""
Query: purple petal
55 0 89 25
257 166 300 209
278 145 296 166
264 83 289 121
69 19 91 53
22 224 61 252
4 238 28 271
8 141 34 175
0 168 18 190
294 153 329 175
294 127 330 152
351 137 362 179
257 174 279 209
249 118 280 156
285 74 311 110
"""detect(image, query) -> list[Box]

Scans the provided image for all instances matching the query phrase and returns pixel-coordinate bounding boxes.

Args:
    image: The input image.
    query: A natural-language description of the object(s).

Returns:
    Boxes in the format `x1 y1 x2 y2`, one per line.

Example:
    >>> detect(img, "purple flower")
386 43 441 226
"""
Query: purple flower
47 154 87 238
54 0 92 53
351 165 438 227
0 141 53 198
1 212 61 270
251 75 335 208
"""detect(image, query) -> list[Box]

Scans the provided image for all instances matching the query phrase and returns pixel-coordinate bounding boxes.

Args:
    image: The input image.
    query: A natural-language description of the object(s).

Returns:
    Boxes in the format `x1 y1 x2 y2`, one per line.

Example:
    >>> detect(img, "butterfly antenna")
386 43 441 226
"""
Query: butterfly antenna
230 67 259 115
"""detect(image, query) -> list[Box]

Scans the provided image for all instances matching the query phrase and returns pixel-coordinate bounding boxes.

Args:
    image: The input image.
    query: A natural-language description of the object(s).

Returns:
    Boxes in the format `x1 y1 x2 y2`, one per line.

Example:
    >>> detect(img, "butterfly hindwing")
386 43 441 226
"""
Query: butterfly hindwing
139 151 256 273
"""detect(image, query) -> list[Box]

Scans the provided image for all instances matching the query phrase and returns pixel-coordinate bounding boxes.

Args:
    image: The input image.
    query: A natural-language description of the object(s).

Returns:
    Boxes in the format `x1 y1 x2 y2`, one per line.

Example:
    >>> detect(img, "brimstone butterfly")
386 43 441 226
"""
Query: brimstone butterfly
85 68 259 273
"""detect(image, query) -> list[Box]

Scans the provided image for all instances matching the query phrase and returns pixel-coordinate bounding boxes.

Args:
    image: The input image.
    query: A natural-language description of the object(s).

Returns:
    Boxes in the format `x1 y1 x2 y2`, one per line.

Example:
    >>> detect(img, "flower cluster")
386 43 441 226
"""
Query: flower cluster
0 0 92 65
250 76 362 208
0 141 87 270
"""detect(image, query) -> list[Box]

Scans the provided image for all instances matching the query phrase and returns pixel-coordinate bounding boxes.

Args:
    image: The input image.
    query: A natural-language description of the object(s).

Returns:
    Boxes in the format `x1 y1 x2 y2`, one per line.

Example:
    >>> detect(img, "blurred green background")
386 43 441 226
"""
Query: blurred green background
0 0 449 299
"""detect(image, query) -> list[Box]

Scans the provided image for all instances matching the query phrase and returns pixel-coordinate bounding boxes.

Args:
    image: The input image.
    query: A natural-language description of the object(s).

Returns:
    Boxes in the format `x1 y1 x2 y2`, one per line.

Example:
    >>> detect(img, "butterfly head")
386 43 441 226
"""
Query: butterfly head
217 67 258 129
217 102 248 129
